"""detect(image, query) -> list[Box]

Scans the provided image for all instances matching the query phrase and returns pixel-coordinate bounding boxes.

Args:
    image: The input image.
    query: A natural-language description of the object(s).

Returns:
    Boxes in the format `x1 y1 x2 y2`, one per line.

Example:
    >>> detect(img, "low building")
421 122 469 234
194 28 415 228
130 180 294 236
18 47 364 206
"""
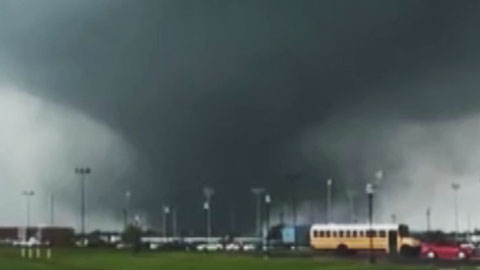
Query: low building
0 226 74 246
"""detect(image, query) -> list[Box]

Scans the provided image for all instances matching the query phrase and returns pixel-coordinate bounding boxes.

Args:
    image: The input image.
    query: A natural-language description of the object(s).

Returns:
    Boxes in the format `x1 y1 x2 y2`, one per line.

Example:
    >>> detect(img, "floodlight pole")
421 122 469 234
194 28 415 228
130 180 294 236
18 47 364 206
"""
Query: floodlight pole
124 190 131 228
326 178 333 223
264 194 271 256
287 174 300 250
391 214 397 224
346 190 357 223
286 174 299 227
203 201 209 241
50 194 55 227
451 183 460 238
22 190 35 240
203 187 215 242
81 174 85 234
163 205 170 242
426 207 431 232
172 208 177 237
75 167 91 241
251 188 265 238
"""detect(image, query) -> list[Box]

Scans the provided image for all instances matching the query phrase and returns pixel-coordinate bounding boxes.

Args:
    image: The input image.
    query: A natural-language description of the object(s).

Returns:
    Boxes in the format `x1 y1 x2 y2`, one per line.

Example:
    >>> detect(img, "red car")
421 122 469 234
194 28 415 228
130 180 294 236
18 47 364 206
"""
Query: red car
421 241 475 260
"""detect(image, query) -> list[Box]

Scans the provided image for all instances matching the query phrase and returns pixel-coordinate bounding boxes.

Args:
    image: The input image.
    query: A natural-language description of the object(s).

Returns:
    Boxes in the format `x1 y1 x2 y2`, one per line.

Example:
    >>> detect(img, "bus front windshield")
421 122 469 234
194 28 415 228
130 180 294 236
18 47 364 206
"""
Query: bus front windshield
399 224 410 237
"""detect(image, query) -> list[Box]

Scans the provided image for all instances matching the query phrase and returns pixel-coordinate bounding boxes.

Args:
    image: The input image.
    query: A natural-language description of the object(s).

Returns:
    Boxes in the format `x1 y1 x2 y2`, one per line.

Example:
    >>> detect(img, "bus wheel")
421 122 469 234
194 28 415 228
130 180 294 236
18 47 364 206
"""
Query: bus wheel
400 245 412 257
336 244 349 256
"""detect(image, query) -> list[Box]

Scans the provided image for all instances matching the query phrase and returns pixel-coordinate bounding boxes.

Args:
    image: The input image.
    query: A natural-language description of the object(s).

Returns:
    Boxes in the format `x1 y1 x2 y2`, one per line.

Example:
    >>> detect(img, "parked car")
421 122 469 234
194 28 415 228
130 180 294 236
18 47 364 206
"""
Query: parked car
115 243 132 249
196 243 223 251
242 243 257 252
225 242 241 251
421 241 475 260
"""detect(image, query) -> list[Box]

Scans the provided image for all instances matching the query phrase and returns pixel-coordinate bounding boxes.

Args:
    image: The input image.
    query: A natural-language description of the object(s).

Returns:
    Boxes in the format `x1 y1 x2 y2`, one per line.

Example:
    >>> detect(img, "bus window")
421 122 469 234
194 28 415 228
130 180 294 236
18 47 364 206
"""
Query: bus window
346 231 351 237
379 230 386 238
367 230 377 237
326 231 330 238
332 231 337 237
359 231 364 237
313 230 318 238
339 231 344 237
352 231 357 237
319 231 325 237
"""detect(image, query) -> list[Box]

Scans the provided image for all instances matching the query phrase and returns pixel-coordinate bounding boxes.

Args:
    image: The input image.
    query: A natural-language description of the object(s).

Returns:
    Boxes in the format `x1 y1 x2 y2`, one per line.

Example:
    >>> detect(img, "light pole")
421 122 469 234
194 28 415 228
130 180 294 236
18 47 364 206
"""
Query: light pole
287 174 300 249
286 174 300 226
203 187 215 242
22 190 35 240
366 183 375 264
326 178 333 223
373 170 383 222
124 190 131 228
163 205 170 241
172 207 177 237
346 189 357 223
309 200 315 223
264 193 271 256
203 201 209 241
229 202 236 234
75 167 91 240
391 214 397 224
451 183 460 236
251 187 265 238
50 194 55 226
426 207 431 232
374 170 384 184
279 207 285 224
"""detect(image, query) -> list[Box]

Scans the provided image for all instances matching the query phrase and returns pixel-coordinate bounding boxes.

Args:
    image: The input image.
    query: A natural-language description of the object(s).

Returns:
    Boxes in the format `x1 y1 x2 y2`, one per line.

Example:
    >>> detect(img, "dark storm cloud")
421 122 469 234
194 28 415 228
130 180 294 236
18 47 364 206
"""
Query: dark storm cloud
2 0 480 232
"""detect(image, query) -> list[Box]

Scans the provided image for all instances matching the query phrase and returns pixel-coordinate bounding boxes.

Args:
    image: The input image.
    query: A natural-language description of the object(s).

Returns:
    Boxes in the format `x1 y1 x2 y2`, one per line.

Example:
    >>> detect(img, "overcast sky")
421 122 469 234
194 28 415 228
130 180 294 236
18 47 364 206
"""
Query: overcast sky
2 0 480 234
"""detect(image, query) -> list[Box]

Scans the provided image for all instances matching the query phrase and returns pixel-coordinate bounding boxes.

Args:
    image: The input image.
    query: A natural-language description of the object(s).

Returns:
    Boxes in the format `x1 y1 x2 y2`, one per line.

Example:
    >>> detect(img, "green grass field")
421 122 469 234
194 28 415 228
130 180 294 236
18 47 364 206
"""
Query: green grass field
0 248 473 270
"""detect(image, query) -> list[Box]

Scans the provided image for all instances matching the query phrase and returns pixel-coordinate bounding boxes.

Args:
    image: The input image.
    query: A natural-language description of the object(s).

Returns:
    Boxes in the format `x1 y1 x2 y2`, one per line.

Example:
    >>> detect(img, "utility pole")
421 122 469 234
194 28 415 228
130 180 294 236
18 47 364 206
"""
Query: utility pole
75 167 91 242
251 187 265 238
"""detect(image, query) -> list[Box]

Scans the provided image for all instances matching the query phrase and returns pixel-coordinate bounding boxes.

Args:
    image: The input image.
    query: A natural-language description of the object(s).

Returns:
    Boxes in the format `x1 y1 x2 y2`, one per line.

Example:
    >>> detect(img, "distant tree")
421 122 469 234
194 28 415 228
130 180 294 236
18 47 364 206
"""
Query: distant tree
122 225 142 253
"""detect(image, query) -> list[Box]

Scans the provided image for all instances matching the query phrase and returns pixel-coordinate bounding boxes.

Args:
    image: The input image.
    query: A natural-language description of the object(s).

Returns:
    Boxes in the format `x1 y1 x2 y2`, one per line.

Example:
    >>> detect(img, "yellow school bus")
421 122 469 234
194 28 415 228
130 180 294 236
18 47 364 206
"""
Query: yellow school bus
310 224 420 255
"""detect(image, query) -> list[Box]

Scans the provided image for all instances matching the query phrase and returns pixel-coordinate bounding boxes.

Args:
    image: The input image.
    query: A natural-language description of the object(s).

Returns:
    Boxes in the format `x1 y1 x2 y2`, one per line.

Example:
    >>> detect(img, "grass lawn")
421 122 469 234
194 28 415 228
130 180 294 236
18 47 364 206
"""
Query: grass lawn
0 248 473 270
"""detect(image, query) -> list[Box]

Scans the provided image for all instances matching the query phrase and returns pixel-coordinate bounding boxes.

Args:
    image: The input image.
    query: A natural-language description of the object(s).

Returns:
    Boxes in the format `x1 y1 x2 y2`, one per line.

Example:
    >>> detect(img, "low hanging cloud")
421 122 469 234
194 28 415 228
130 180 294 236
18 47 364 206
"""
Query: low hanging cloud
0 85 138 230
2 0 480 234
